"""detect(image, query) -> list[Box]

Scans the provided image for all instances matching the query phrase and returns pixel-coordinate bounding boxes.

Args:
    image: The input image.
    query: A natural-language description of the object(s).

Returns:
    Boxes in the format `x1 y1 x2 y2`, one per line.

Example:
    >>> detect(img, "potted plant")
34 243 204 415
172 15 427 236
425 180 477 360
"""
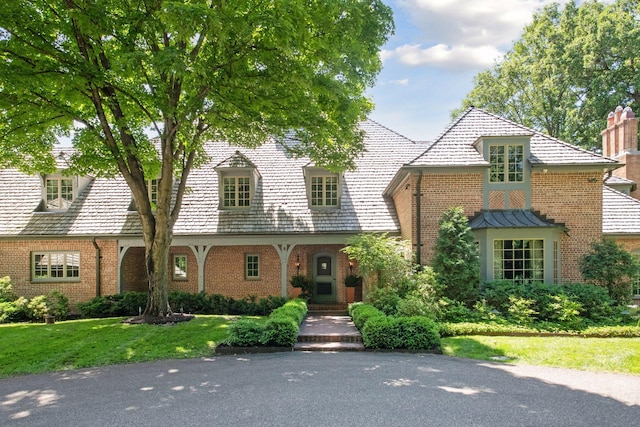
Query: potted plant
289 275 313 300
343 274 362 303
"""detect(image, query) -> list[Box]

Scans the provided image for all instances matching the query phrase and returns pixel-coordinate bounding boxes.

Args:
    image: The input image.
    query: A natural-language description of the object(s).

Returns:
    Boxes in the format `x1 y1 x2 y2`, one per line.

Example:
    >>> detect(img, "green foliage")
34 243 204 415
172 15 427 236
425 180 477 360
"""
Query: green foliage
344 274 362 287
546 294 583 330
342 233 412 292
119 292 149 316
225 299 307 347
289 275 314 300
0 276 17 302
26 295 50 321
261 317 299 347
47 291 70 320
168 291 207 314
367 267 441 317
579 239 639 304
437 297 473 323
431 207 480 305
456 0 640 149
350 303 386 330
506 296 538 326
225 319 267 347
362 316 440 350
0 0 393 317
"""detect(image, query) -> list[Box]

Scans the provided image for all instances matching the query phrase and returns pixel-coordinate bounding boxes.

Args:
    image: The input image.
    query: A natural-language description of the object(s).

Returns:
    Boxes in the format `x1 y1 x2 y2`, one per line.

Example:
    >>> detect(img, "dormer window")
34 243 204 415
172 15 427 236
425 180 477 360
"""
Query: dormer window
147 179 158 207
214 151 260 210
490 144 524 183
311 175 338 207
304 166 341 209
46 177 74 209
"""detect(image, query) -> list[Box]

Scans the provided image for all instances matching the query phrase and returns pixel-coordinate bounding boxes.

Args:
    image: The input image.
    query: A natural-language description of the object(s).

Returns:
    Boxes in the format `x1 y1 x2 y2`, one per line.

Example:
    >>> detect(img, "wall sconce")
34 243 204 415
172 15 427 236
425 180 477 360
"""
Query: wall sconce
348 261 353 274
295 254 300 274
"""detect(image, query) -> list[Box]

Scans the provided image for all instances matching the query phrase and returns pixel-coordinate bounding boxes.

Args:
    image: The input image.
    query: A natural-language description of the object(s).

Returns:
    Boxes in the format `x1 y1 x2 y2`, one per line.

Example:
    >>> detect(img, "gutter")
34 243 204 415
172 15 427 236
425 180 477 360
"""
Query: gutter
415 171 423 265
92 238 101 297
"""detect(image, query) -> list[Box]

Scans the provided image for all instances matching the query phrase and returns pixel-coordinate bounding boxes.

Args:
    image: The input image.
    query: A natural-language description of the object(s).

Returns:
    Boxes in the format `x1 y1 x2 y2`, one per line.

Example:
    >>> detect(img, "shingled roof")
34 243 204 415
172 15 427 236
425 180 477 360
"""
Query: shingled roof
602 186 640 235
0 120 426 237
408 108 618 168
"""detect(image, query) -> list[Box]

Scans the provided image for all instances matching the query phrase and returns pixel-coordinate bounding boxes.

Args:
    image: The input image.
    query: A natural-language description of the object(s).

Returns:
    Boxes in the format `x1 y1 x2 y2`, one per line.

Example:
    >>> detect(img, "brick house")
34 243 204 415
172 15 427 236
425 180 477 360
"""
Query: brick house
1 107 640 307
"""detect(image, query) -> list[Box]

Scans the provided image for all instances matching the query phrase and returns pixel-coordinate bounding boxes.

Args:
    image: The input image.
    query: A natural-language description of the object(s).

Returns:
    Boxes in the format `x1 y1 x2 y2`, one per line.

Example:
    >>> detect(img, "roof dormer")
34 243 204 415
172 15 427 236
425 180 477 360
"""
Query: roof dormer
214 151 260 210
38 172 92 212
303 165 342 209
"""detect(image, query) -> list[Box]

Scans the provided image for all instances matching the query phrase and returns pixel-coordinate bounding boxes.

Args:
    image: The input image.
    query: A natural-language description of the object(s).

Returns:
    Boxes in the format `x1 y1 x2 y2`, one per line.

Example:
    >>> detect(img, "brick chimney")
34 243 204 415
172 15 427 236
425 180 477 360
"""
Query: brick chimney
602 106 640 198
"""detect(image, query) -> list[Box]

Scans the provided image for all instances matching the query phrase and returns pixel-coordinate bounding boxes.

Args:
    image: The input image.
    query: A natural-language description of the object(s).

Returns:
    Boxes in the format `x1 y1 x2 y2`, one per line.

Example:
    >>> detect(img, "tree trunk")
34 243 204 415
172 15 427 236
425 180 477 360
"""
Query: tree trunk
142 195 175 317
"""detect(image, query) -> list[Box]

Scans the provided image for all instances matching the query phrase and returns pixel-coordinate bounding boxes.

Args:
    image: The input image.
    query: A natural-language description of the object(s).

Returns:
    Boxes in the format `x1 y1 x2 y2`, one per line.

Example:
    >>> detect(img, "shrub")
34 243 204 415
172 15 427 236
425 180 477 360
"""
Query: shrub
207 294 231 314
368 286 401 315
431 207 480 305
0 276 17 302
225 319 266 346
506 296 537 325
26 295 50 321
0 298 29 323
362 316 440 350
48 290 70 320
77 295 123 318
169 290 207 314
119 292 148 316
396 295 437 318
562 283 615 321
437 297 472 322
261 317 299 347
545 294 583 330
270 299 307 324
350 303 386 330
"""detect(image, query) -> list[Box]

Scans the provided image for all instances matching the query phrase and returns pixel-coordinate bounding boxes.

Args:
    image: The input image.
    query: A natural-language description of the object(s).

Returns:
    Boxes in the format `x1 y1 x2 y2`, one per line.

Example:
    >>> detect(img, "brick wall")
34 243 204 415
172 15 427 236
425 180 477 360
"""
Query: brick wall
531 170 603 282
0 239 118 307
418 172 484 264
392 175 415 242
121 246 199 294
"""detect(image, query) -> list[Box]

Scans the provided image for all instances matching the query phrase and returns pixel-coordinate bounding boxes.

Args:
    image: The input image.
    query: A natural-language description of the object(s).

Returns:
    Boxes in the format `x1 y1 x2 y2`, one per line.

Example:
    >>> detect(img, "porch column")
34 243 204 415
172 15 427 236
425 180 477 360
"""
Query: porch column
189 245 213 293
273 243 296 298
117 244 130 294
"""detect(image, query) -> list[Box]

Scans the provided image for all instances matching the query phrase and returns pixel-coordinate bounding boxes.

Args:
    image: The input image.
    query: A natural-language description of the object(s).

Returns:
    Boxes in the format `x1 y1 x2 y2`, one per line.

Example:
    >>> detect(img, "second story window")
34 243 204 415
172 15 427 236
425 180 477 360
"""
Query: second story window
223 176 251 208
147 179 158 207
46 178 74 209
311 175 338 207
490 145 524 183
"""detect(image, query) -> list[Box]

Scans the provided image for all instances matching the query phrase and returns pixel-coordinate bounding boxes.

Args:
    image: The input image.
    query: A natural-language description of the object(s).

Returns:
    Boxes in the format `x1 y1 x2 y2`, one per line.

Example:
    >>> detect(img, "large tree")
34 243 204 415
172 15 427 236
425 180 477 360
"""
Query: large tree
455 0 640 149
0 0 393 317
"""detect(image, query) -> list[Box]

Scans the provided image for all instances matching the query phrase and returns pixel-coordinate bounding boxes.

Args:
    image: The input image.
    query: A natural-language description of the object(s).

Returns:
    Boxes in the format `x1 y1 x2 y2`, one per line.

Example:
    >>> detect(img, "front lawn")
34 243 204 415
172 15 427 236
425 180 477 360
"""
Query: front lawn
0 315 241 378
442 335 640 375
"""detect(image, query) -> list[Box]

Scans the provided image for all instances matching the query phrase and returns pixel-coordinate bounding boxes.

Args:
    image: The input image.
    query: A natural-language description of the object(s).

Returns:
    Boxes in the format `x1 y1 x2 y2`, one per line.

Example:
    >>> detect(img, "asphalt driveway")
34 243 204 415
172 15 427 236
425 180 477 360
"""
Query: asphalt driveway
1 352 638 426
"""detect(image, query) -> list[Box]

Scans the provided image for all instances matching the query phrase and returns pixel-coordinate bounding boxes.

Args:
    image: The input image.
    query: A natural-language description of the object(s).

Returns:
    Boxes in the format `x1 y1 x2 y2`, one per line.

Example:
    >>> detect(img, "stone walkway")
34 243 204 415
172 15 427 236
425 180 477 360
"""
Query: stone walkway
294 313 365 351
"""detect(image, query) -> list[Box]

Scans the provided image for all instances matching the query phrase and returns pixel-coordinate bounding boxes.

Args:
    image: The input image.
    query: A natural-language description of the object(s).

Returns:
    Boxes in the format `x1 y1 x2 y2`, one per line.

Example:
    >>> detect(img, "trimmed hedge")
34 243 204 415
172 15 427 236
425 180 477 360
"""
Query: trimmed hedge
76 291 287 318
439 322 640 338
350 303 386 330
362 316 441 350
224 299 307 347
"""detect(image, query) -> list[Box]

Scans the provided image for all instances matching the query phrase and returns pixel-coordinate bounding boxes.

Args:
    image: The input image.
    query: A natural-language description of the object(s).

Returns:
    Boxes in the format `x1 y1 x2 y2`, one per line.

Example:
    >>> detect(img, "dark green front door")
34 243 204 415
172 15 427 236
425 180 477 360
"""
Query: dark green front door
313 254 335 303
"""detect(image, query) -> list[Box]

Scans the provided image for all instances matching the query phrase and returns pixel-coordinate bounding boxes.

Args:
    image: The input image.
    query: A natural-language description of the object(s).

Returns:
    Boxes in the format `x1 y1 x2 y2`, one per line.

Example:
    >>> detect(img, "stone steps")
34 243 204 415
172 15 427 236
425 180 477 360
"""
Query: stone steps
294 312 365 352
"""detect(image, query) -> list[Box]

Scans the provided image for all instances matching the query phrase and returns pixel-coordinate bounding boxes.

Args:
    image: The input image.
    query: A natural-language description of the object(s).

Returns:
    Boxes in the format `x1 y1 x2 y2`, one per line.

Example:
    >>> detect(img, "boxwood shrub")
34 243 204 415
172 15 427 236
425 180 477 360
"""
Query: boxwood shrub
225 299 307 347
363 316 441 350
350 303 386 330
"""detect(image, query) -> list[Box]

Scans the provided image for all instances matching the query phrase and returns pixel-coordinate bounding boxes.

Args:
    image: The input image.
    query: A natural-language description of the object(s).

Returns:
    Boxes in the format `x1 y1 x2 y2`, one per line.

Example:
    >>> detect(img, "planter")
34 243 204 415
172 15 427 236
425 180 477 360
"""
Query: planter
346 286 355 303
45 314 55 324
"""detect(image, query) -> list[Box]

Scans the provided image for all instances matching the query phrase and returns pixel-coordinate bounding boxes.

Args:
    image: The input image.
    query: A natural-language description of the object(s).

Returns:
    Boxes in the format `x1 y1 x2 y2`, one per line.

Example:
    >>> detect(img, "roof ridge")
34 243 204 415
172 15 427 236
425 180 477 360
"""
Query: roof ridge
363 118 419 144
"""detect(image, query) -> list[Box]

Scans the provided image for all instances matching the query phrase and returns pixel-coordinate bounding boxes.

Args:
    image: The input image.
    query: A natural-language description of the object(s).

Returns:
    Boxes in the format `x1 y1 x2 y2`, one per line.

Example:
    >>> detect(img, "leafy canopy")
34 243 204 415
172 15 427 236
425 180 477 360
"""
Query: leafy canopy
455 0 640 149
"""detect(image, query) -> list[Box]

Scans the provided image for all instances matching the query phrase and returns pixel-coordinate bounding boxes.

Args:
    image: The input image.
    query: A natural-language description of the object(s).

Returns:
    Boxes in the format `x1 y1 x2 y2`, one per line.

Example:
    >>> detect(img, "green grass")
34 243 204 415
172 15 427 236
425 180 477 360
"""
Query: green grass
442 336 640 375
0 315 244 378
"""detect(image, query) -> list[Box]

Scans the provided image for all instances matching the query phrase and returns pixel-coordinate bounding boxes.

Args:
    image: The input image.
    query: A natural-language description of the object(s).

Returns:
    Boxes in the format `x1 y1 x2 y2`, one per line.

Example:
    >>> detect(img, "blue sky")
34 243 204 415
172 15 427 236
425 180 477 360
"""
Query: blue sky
367 0 578 142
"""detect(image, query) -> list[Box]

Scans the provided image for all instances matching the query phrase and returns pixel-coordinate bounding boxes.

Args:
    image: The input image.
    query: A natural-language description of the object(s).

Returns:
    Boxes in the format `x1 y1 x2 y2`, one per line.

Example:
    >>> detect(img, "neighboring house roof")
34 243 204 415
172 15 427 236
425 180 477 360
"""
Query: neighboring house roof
408 108 618 168
469 210 565 230
602 186 640 235
0 120 425 237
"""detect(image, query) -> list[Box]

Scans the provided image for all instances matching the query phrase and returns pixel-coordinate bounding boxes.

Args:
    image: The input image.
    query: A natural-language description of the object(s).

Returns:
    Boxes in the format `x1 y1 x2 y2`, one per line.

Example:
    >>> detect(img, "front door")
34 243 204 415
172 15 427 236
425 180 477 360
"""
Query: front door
313 254 336 303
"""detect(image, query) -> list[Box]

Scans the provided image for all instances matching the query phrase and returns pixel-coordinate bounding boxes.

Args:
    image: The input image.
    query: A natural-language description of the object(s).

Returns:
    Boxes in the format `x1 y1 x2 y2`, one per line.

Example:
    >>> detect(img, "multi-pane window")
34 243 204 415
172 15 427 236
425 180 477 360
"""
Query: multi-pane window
494 239 544 282
46 178 74 209
246 254 259 279
490 145 524 183
311 176 338 206
633 253 640 296
32 252 80 281
173 254 187 280
223 176 251 208
147 179 158 207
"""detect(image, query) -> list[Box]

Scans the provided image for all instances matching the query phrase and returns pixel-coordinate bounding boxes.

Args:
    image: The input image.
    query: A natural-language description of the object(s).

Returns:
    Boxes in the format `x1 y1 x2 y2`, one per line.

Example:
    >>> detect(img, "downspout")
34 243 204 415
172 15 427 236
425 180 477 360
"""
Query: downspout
92 238 101 297
415 171 423 266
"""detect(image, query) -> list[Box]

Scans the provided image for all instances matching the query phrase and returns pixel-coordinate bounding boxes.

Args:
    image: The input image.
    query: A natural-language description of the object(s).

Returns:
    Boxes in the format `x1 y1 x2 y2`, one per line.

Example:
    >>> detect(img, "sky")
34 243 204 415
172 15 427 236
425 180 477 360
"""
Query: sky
367 0 576 142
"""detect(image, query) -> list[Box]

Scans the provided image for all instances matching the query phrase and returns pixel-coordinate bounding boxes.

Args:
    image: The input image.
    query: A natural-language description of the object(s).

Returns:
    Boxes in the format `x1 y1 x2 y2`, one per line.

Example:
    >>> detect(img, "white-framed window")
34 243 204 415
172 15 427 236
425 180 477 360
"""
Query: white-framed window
32 251 80 281
223 176 251 208
245 254 260 279
493 239 544 282
173 254 188 280
46 177 74 209
147 179 158 207
490 145 524 183
311 175 338 207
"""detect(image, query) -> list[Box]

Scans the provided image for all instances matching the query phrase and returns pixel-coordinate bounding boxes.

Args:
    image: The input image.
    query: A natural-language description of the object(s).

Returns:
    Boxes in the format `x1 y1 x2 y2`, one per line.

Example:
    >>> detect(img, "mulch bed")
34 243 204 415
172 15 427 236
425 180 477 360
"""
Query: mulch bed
122 313 195 325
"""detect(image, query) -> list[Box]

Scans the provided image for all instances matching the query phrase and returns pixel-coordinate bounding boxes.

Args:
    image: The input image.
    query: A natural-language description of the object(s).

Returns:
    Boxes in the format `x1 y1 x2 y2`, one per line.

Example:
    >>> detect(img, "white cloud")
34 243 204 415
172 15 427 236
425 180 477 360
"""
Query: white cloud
385 0 569 70
387 43 503 70
390 78 409 85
